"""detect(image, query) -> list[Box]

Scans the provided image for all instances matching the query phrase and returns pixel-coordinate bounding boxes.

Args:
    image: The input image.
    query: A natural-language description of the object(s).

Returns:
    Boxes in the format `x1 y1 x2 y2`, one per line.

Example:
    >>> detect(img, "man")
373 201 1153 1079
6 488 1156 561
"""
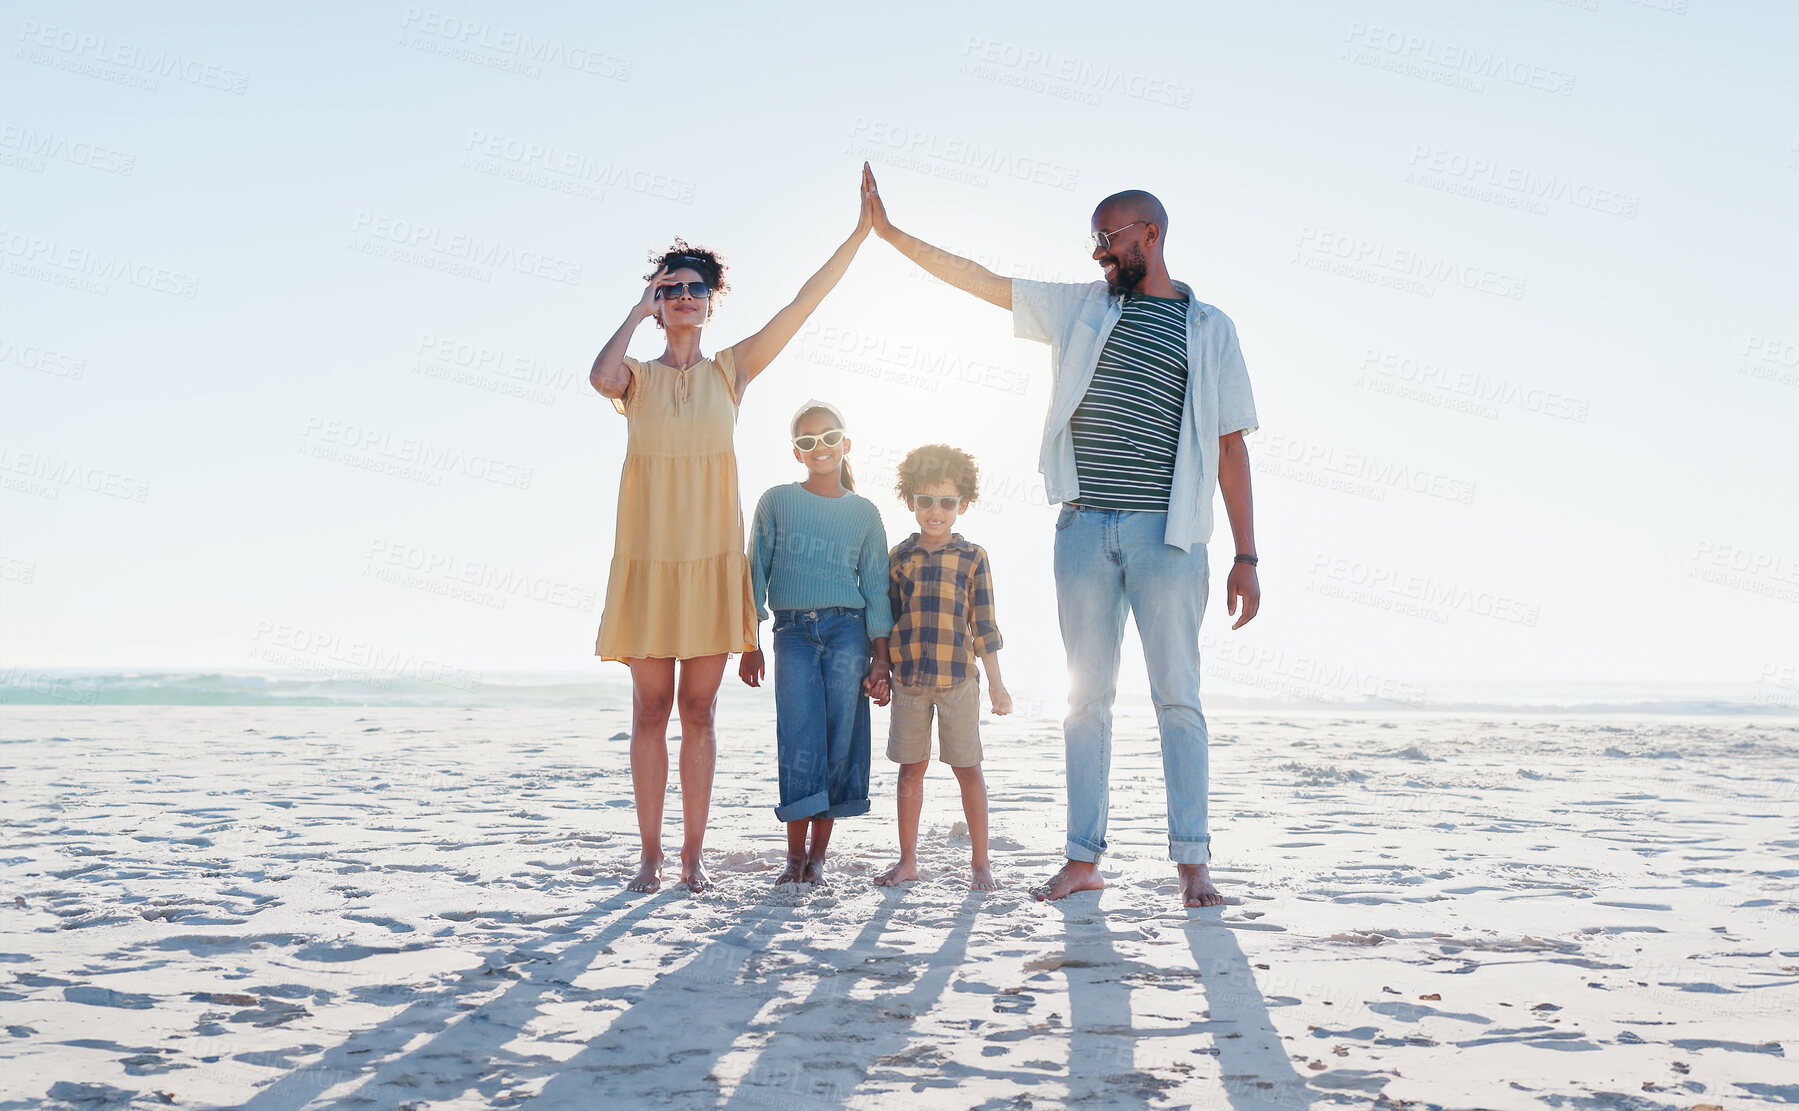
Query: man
859 163 1261 908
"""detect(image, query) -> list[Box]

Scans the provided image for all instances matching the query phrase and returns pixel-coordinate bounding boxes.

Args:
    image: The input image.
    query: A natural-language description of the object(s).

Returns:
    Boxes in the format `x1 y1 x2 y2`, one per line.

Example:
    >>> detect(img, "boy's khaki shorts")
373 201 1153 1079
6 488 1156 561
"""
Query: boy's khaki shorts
887 678 982 767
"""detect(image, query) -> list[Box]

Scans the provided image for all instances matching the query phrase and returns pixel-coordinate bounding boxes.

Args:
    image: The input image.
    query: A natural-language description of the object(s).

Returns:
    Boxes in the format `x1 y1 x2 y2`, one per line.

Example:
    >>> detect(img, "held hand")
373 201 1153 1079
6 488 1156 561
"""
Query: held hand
989 684 1013 716
861 162 893 240
863 660 892 706
1226 564 1261 630
739 648 766 687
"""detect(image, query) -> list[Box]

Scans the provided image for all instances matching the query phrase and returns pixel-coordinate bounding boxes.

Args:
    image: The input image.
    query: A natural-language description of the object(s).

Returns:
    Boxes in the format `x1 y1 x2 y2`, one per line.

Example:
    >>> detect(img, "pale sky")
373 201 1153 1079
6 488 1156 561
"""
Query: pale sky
3 1 1795 706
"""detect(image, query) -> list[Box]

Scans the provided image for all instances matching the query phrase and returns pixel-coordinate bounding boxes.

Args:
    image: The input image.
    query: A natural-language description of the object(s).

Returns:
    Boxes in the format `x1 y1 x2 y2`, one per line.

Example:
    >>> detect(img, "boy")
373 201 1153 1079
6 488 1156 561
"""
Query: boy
875 444 1011 891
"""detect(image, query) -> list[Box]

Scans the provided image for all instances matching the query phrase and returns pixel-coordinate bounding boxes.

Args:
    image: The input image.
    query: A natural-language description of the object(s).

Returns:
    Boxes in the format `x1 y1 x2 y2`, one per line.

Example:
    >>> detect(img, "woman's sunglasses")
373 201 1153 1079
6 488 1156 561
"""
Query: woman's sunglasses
791 428 846 451
909 495 963 511
655 281 712 300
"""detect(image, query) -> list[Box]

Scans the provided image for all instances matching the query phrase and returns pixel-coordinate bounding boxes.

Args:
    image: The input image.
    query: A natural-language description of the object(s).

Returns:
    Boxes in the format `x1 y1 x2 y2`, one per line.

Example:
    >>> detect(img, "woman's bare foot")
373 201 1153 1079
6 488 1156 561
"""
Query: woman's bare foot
1177 862 1223 907
774 854 806 885
679 853 711 893
627 855 663 894
1031 860 1104 901
970 860 997 891
801 857 826 886
874 859 918 887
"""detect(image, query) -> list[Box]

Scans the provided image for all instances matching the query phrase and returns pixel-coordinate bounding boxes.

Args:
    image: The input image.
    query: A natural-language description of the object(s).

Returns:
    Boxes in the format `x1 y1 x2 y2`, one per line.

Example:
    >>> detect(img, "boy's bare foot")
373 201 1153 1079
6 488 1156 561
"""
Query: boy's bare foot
1177 862 1223 907
680 852 711 893
774 854 806 885
1032 860 1104 901
801 858 826 886
874 860 919 887
970 861 997 891
627 855 663 894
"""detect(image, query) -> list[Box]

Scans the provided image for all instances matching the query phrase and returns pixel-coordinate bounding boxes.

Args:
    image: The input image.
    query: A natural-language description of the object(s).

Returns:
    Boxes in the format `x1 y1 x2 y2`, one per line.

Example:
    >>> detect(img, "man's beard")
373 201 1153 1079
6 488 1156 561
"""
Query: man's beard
1103 244 1149 295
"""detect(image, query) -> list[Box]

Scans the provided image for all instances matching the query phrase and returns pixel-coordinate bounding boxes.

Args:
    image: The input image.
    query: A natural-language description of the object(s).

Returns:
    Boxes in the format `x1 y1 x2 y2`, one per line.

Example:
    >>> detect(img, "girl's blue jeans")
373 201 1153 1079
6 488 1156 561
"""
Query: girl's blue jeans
772 606 872 823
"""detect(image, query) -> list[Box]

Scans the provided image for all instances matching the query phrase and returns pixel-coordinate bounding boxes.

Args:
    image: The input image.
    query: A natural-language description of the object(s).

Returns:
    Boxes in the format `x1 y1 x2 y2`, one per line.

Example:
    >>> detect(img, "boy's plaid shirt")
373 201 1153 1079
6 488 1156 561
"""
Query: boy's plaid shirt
887 533 1003 687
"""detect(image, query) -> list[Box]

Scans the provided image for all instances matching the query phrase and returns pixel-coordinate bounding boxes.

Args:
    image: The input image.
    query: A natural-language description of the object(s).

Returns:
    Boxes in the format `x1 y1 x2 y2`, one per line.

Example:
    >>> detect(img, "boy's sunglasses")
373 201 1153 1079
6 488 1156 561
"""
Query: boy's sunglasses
655 281 711 300
909 495 963 511
791 428 846 451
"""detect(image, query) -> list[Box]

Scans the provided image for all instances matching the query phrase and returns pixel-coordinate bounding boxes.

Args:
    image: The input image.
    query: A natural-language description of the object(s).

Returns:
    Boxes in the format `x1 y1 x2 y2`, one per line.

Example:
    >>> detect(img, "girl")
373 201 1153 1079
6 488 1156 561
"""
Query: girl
740 401 893 885
589 180 875 895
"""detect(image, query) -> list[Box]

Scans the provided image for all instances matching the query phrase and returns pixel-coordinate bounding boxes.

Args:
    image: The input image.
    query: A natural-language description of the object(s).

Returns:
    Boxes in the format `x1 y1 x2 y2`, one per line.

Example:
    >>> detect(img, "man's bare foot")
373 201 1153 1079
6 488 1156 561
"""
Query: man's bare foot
801 857 826 886
1177 862 1223 908
874 859 918 887
679 852 711 893
627 855 663 894
773 854 805 885
970 861 997 891
1032 860 1104 901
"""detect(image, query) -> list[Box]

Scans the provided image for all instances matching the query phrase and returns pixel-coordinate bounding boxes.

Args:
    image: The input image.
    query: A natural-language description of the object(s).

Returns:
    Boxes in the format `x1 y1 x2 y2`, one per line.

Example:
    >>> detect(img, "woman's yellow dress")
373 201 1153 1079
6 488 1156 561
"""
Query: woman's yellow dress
595 348 758 661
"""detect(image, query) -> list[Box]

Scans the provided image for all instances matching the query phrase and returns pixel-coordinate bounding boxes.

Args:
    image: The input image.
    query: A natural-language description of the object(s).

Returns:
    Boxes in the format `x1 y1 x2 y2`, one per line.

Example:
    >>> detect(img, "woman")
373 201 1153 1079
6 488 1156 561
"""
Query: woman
590 190 873 894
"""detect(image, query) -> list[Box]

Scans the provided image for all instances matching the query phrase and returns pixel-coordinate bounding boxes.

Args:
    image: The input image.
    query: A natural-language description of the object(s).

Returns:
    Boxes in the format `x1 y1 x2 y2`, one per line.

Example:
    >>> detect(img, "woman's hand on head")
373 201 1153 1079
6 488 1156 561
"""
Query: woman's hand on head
636 265 677 322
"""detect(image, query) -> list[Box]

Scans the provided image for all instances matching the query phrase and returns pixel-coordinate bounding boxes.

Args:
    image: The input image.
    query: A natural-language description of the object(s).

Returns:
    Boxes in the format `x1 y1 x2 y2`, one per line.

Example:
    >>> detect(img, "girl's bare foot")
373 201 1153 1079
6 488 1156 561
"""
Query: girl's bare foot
874 860 918 887
801 857 826 886
1177 862 1223 907
678 851 711 892
774 854 806 885
627 855 663 894
1031 860 1104 901
970 861 997 891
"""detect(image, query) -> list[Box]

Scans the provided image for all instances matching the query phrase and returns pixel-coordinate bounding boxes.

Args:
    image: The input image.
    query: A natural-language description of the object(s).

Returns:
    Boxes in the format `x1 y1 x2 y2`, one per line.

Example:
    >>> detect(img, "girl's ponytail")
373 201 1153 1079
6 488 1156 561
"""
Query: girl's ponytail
840 459 856 492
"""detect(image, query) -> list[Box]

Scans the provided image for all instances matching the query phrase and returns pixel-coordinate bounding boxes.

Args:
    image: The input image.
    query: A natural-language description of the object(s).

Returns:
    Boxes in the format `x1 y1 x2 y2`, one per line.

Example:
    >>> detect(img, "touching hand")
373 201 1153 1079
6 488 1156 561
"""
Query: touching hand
861 162 893 240
1226 564 1261 630
863 660 891 706
636 264 678 323
989 685 1013 716
739 648 766 687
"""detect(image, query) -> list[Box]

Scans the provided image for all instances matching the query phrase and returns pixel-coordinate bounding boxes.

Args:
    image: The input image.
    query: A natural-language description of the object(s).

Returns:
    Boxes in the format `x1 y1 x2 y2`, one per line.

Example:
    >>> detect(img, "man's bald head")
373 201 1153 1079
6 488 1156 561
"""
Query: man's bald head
1094 190 1169 242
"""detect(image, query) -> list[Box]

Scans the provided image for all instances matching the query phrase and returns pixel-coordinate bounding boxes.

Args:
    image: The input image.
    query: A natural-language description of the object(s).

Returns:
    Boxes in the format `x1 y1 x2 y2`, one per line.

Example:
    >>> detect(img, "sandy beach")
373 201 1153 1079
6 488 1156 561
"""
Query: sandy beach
2 702 1795 1110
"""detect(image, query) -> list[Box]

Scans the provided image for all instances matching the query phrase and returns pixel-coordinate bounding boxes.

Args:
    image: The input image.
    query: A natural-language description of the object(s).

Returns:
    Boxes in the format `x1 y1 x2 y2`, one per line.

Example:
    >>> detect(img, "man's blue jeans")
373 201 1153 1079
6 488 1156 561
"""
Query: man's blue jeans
1053 506 1211 865
772 607 872 823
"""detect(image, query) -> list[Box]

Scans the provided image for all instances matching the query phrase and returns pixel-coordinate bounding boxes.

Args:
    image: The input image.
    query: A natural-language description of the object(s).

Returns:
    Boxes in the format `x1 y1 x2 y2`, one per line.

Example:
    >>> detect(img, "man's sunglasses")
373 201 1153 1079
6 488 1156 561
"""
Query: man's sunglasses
791 428 846 451
909 495 963 511
1088 221 1140 253
655 281 712 300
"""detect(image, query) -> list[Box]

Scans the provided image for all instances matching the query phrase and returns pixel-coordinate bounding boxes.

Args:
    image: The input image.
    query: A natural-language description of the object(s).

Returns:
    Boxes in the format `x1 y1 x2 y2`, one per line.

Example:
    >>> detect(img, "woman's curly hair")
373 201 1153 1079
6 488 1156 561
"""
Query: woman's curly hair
895 444 981 503
645 239 728 328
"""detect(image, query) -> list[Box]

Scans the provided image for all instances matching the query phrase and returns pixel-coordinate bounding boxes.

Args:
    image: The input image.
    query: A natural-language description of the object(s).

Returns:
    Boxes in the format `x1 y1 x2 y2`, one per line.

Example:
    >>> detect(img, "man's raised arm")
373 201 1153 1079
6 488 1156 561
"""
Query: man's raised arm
863 163 1011 310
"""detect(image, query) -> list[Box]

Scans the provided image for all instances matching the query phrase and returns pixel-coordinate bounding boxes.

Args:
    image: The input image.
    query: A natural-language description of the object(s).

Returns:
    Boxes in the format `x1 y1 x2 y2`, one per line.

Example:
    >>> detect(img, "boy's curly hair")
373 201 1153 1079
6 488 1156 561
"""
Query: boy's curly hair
644 239 728 328
895 444 981 503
